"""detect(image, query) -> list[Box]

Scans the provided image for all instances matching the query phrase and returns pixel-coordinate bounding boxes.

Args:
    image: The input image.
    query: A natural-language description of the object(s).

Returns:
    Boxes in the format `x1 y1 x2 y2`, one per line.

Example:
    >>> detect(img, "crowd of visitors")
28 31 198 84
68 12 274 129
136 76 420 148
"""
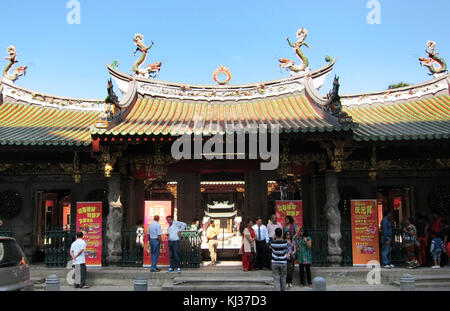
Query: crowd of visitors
238 214 313 291
380 211 450 269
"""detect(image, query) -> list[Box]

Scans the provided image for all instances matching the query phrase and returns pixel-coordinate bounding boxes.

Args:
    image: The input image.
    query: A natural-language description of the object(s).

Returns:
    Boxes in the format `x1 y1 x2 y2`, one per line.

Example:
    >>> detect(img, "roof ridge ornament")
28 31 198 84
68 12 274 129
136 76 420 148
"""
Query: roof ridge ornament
3 45 28 83
419 41 447 77
324 76 354 124
132 34 162 79
280 27 310 75
213 65 232 85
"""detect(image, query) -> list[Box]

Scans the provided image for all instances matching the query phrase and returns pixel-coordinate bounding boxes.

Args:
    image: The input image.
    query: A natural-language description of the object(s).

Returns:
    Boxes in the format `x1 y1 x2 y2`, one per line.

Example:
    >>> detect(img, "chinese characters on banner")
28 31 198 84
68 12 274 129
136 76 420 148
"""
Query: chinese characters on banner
76 202 102 267
143 201 173 267
351 200 380 266
275 201 303 228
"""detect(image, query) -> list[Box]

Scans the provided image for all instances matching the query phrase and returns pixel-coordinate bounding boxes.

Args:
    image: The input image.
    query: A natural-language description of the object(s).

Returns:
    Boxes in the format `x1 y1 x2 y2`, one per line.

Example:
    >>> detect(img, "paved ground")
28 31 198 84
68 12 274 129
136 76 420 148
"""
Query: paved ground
31 261 450 291
53 284 400 291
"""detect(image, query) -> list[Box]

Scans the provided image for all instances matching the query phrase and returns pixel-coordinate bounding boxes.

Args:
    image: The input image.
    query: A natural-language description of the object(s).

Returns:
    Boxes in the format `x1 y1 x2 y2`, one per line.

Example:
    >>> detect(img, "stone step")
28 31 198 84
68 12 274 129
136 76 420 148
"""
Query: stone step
393 281 450 289
172 276 274 286
162 282 274 291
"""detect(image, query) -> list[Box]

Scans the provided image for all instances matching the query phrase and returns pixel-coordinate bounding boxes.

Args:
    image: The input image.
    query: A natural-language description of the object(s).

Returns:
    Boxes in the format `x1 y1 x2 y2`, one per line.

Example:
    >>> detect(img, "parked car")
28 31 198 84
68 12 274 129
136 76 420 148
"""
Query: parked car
0 237 32 291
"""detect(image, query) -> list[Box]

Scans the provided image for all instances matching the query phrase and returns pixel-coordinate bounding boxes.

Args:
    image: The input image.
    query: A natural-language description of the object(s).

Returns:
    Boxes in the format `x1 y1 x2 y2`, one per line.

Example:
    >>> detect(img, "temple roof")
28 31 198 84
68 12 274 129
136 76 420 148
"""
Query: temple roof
93 60 357 137
0 102 101 146
0 61 449 147
342 74 450 142
0 79 103 146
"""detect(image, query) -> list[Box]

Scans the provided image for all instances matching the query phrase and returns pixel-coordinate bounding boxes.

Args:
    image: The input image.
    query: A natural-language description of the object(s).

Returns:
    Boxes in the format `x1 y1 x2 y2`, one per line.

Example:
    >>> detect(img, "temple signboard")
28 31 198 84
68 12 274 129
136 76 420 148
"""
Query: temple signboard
275 201 303 228
350 200 380 266
76 202 103 267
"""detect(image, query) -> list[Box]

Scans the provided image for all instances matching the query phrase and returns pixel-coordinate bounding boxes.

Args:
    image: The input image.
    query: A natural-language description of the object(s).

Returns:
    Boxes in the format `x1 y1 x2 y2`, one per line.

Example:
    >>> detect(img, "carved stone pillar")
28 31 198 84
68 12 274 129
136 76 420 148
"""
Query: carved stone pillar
106 173 122 265
325 170 342 265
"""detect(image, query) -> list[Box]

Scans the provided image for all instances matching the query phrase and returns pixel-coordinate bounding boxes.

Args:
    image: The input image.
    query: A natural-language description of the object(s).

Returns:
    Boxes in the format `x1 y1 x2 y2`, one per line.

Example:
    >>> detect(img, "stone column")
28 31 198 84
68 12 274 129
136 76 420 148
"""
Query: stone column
106 173 122 265
325 171 342 265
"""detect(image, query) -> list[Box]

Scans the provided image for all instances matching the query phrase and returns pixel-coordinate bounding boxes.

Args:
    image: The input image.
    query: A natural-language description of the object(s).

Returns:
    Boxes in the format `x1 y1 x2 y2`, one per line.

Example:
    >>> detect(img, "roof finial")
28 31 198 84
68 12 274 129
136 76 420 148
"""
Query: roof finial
279 27 310 74
3 45 28 82
419 41 447 77
132 34 162 79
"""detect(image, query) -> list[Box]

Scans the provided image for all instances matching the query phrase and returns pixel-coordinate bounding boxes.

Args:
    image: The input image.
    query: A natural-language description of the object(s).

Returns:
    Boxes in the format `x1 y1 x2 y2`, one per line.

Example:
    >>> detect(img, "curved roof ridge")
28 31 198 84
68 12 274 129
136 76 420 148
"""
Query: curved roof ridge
0 78 105 112
341 74 449 107
107 59 337 90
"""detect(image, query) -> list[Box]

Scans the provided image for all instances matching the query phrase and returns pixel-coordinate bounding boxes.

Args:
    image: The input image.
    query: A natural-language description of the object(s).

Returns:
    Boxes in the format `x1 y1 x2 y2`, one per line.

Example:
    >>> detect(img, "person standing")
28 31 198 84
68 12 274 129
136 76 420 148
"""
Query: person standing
206 219 219 266
402 219 419 269
70 232 89 289
270 228 288 291
381 211 394 269
241 219 256 272
135 220 144 265
430 232 445 269
284 231 296 288
267 214 282 269
441 219 449 266
295 227 313 288
267 214 282 240
414 213 429 266
283 216 298 237
252 217 269 270
166 215 187 273
431 213 443 234
147 215 163 272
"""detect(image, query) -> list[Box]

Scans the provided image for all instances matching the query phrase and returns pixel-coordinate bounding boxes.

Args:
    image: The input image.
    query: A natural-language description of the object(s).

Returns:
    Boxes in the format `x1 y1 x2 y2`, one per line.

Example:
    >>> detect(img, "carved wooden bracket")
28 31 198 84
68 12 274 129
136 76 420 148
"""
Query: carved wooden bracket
98 146 121 178
321 139 353 173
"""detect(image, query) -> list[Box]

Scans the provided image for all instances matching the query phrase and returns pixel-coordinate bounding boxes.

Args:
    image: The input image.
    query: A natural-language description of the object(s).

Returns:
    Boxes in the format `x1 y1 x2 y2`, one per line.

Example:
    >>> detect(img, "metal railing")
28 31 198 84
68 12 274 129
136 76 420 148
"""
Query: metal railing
121 228 143 267
307 227 353 267
0 226 13 238
44 228 76 267
179 230 202 268
121 229 202 268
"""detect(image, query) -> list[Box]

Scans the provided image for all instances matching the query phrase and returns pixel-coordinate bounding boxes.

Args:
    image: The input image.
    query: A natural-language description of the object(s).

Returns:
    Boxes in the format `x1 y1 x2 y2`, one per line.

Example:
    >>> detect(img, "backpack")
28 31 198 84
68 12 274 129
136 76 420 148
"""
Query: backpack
432 238 444 252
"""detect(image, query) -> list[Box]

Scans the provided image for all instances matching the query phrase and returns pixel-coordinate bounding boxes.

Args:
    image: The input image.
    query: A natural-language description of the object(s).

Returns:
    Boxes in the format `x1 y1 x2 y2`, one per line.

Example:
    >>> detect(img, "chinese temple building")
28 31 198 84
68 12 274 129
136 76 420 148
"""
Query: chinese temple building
0 34 449 265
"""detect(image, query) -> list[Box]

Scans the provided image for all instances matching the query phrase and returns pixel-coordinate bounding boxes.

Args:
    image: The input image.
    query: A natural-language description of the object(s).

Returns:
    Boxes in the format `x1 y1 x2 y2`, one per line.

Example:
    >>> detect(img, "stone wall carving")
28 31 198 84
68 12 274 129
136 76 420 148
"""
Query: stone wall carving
324 171 342 265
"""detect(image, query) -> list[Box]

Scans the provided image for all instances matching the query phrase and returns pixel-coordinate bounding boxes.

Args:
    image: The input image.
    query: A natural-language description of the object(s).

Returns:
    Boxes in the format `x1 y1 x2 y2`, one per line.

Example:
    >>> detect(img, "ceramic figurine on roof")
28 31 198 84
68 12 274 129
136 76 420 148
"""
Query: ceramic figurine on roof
419 41 447 77
280 27 310 74
132 34 162 78
3 46 27 82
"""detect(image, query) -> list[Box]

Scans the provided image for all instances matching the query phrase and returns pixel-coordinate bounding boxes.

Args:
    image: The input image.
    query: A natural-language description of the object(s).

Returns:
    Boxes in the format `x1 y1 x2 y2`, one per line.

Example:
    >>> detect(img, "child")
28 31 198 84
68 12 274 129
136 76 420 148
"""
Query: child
284 231 296 288
430 232 445 269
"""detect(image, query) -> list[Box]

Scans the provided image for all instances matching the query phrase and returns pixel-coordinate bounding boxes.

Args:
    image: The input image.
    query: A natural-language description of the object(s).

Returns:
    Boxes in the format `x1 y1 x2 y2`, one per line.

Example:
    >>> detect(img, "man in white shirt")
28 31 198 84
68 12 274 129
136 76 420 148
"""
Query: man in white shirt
166 215 187 273
253 217 269 270
267 214 283 240
70 232 89 289
147 215 163 272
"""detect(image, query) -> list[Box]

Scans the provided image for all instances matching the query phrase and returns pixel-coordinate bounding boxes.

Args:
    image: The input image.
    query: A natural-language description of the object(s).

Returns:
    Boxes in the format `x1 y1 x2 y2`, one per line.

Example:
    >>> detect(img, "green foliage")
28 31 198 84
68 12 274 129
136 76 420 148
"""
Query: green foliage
388 82 410 89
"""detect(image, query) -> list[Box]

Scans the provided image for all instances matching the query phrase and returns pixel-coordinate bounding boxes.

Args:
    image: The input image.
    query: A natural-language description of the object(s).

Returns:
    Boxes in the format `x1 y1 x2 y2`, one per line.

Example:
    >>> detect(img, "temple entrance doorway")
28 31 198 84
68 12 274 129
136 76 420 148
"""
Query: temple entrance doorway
35 190 71 261
200 179 245 260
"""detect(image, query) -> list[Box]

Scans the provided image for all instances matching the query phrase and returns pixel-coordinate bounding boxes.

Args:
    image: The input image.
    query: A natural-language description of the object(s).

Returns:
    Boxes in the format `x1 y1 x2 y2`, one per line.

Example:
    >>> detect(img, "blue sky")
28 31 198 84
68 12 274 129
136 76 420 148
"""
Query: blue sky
0 0 448 99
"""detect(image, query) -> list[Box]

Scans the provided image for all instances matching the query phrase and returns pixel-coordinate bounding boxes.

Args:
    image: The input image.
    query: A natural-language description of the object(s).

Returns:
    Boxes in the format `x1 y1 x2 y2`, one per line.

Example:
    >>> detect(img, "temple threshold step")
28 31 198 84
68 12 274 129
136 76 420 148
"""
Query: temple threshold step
172 276 274 285
162 282 274 291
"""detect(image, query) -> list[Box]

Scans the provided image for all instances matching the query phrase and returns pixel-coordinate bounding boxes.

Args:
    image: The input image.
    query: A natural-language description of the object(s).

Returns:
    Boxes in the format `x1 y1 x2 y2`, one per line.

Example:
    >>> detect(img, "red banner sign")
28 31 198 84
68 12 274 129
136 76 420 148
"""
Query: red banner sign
76 202 102 267
143 201 173 267
275 201 303 228
351 200 380 266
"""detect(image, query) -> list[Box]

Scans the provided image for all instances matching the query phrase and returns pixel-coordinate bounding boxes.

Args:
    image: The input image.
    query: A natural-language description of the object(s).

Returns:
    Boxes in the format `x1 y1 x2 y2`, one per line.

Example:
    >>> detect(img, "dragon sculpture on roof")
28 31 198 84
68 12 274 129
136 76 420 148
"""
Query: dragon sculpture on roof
419 41 447 76
279 28 310 74
132 34 162 78
3 46 27 82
